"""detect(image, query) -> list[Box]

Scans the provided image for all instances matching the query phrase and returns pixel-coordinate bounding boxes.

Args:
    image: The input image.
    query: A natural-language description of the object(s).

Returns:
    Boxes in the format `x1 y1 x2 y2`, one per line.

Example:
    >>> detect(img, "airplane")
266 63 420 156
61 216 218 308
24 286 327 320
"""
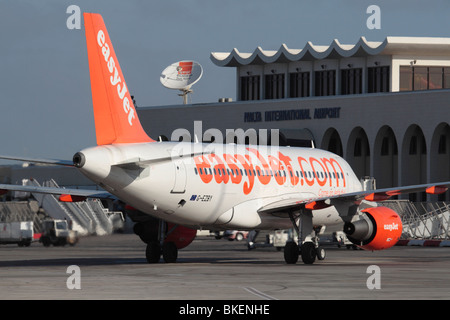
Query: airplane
0 12 449 265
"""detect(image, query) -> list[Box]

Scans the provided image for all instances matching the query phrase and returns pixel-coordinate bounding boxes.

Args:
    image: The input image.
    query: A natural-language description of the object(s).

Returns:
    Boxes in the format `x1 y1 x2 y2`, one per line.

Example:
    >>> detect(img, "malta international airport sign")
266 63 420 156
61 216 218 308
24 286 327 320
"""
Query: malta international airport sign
244 107 341 123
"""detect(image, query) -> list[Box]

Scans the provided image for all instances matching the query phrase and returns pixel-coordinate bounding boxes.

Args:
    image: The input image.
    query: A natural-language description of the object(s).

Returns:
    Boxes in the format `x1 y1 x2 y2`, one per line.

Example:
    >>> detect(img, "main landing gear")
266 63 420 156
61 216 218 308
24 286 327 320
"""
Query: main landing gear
133 219 179 263
283 210 326 265
146 220 180 263
146 239 178 263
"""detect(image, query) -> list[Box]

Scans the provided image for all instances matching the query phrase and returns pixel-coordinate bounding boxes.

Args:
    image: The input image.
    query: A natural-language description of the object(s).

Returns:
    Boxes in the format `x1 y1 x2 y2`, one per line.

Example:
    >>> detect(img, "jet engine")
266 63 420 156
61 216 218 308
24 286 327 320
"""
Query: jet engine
343 206 402 250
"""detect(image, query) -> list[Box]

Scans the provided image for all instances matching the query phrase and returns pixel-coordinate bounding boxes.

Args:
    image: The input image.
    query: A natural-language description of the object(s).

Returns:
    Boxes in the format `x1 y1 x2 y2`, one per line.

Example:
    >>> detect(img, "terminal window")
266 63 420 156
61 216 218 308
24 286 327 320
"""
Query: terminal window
265 74 285 99
341 68 362 95
240 75 260 101
381 137 398 156
289 72 310 98
408 135 426 155
315 70 336 96
368 66 390 93
400 66 450 91
438 135 447 154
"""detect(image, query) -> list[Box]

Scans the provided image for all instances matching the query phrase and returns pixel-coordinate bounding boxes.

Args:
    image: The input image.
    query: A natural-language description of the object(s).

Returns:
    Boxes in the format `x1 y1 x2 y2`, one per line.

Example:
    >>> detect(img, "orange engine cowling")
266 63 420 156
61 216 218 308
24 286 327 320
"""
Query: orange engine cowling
165 223 197 250
343 206 402 251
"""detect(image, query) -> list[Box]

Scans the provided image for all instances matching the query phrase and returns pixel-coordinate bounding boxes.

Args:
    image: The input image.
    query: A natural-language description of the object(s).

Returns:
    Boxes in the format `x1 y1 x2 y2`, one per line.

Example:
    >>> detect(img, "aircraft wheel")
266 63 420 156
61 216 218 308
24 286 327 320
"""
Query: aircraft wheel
146 241 161 263
284 241 299 264
300 242 316 264
316 246 326 260
162 241 178 263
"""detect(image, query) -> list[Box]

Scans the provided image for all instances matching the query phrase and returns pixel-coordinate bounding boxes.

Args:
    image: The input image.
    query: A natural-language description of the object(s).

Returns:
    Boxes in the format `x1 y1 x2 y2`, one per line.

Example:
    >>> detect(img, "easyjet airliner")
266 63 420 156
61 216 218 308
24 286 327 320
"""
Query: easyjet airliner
1 13 449 264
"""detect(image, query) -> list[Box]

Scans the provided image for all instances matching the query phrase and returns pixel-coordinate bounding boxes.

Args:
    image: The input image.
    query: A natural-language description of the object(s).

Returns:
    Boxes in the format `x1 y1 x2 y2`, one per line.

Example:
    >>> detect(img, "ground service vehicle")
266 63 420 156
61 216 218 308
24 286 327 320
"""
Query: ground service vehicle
40 220 78 247
0 221 33 247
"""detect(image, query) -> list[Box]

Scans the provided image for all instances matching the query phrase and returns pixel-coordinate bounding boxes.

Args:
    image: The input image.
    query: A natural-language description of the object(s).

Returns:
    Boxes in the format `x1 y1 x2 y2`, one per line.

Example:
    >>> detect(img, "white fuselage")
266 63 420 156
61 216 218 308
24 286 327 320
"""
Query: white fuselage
77 141 363 230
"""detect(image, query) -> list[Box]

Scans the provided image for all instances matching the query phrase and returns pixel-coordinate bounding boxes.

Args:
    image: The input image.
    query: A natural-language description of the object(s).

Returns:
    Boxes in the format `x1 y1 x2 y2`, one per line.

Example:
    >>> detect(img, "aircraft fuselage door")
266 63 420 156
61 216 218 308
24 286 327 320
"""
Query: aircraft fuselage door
171 161 187 193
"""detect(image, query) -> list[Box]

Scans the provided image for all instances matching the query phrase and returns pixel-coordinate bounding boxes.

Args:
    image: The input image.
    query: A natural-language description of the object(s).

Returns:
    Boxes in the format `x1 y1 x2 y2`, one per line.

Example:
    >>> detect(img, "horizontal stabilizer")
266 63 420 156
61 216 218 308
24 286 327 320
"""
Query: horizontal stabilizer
112 151 212 169
0 155 74 167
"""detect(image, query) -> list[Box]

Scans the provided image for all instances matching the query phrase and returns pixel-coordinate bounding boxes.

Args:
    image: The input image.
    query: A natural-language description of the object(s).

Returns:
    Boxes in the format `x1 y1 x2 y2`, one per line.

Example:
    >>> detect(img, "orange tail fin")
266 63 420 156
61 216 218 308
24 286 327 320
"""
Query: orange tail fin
84 13 154 145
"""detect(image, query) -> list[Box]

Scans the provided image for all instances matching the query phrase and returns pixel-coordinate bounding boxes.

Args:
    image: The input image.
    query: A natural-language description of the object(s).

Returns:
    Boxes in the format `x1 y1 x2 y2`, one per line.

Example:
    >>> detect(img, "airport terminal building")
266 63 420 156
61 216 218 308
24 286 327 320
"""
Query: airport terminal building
138 36 450 202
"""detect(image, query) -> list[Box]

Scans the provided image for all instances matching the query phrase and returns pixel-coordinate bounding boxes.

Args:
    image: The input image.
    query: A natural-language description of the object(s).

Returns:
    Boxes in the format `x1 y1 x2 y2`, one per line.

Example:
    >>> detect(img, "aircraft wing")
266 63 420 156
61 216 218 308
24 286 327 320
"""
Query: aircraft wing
0 183 114 202
258 181 450 214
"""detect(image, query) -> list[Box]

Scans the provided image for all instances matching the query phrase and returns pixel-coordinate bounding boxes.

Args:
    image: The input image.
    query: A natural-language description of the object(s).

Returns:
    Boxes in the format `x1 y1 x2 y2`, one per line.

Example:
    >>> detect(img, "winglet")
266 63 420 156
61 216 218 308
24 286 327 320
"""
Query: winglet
84 13 154 145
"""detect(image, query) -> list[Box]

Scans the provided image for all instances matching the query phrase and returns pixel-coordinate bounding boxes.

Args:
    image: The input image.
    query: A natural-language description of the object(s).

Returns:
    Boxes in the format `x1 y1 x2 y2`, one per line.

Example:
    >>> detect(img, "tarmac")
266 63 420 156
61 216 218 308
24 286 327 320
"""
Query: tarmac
0 233 449 300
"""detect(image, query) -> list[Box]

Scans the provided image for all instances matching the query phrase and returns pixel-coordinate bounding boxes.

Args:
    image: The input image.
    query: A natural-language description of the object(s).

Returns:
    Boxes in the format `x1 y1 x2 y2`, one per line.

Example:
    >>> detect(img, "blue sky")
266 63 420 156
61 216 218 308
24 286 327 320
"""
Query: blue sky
0 0 449 163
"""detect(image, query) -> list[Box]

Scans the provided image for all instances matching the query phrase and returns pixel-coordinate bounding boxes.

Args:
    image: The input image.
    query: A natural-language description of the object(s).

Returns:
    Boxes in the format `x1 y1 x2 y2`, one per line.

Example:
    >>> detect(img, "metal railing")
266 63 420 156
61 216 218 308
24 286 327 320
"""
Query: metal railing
382 200 450 240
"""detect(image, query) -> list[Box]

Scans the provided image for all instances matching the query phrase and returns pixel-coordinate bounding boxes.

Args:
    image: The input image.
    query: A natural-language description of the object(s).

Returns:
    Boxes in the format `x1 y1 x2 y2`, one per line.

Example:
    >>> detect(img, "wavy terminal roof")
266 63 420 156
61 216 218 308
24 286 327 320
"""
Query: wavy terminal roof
211 36 450 67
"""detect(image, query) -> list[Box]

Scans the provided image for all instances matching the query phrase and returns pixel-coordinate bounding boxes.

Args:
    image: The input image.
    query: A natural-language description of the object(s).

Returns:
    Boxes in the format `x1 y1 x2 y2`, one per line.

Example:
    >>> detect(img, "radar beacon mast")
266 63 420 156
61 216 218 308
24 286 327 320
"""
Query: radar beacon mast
160 61 203 104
